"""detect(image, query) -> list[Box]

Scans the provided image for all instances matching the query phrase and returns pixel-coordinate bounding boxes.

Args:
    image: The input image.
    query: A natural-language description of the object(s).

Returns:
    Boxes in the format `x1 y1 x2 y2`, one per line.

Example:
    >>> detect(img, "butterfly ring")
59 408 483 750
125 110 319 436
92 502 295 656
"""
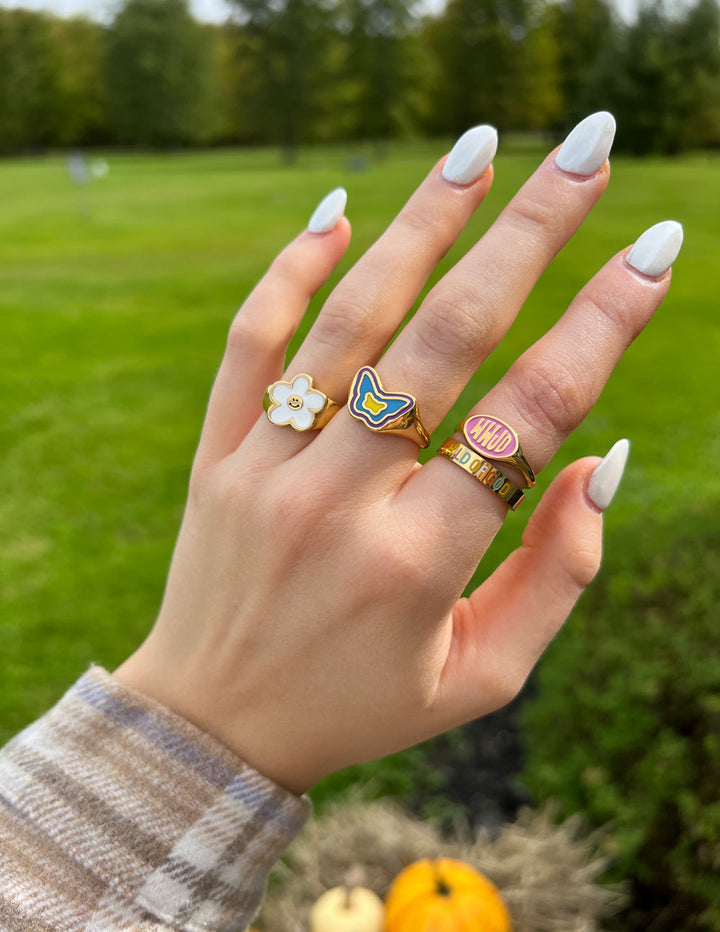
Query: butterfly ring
348 366 431 448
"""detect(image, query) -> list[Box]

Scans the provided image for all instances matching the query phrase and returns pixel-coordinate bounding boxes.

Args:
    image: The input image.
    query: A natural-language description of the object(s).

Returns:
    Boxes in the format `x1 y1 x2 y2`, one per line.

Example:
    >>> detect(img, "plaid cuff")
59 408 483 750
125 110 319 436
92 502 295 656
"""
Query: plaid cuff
0 664 312 931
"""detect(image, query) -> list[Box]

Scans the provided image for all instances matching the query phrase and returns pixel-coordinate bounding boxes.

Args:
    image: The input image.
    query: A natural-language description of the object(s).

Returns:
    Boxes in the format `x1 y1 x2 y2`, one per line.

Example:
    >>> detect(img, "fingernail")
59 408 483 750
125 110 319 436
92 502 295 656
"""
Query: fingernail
555 111 616 176
588 438 630 510
442 125 498 186
626 220 684 277
308 187 347 233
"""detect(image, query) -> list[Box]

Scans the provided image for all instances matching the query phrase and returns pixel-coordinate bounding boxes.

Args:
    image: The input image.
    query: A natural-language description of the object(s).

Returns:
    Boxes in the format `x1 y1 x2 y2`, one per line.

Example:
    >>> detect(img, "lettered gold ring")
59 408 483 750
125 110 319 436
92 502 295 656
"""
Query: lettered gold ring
264 374 339 431
438 439 525 509
461 414 536 488
348 366 431 448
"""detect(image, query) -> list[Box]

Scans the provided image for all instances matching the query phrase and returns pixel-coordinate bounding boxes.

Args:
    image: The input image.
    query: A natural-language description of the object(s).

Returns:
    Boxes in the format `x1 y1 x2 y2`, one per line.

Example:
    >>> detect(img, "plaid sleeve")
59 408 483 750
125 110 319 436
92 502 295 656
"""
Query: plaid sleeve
0 664 312 931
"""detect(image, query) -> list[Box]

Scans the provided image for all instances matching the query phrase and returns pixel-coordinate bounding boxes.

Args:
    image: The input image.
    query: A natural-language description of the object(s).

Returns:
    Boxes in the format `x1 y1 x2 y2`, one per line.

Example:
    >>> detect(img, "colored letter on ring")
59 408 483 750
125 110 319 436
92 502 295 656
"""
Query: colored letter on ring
438 438 525 509
348 366 431 448
264 374 338 431
462 414 536 487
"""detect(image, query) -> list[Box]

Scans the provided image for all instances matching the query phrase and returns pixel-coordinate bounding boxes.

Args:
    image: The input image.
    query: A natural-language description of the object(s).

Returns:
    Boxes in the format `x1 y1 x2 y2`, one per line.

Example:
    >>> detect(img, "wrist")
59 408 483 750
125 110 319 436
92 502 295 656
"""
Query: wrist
112 648 320 797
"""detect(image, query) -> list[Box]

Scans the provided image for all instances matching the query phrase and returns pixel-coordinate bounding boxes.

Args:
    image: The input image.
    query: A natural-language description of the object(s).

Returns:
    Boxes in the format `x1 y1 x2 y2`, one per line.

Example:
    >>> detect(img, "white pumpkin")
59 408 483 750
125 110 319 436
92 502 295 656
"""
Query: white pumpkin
309 884 385 932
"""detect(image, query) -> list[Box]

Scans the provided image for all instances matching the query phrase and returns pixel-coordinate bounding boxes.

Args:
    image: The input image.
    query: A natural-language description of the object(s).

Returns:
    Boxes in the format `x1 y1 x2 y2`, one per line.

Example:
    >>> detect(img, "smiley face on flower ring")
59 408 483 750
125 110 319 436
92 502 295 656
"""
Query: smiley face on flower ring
266 375 327 430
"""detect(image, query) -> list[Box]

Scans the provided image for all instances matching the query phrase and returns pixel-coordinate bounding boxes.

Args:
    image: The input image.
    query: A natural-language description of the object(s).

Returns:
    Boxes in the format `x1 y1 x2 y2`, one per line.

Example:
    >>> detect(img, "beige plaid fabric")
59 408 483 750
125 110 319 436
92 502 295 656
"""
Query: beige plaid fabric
0 665 312 931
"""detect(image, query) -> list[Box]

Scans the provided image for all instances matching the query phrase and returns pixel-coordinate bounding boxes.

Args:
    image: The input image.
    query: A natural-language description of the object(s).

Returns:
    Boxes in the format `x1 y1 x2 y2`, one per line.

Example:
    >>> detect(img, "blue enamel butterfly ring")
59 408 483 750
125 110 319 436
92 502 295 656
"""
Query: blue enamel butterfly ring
348 366 431 448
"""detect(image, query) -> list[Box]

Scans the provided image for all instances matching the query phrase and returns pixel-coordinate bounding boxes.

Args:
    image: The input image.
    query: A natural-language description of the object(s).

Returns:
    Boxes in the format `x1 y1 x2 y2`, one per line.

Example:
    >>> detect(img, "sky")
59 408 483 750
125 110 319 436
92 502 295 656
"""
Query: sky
0 0 232 20
0 0 641 23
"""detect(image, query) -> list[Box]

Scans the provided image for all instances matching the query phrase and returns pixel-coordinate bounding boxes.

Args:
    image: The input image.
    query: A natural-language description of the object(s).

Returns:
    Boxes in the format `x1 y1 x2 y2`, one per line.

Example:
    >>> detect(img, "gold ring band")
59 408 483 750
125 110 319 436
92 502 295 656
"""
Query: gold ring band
438 438 525 510
348 366 431 448
461 414 536 488
264 374 339 431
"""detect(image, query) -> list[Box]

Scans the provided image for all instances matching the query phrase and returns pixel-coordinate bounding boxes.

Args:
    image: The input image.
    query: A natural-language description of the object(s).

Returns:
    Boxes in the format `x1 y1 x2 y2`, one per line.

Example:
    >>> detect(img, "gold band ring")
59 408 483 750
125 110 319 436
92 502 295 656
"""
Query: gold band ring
264 374 339 431
438 438 525 510
348 366 431 448
461 414 536 488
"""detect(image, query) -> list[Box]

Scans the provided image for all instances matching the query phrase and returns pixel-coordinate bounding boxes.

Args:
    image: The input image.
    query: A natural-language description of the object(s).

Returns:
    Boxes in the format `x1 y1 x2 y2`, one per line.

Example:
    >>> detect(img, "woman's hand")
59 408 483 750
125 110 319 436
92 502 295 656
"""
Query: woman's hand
113 113 682 797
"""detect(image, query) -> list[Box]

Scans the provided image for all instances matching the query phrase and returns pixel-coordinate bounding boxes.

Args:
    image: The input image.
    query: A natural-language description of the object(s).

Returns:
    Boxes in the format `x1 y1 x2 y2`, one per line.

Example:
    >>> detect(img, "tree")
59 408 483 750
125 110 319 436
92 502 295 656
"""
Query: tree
340 0 426 143
106 0 221 146
423 0 561 135
546 0 614 131
0 9 63 153
582 0 720 153
519 2 563 131
228 0 338 159
52 17 109 147
664 0 720 150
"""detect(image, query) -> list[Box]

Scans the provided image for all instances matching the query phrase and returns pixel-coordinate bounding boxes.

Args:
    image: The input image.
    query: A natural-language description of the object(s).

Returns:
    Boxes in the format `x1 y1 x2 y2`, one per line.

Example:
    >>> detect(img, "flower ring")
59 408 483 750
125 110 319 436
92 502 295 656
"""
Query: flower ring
263 374 339 431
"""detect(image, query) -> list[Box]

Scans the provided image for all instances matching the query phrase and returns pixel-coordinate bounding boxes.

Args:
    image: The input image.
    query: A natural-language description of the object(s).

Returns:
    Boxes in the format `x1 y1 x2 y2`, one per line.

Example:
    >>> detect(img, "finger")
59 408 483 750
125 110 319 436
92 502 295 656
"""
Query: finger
429 453 622 729
294 127 497 379
245 126 499 461
194 194 351 466
407 219 682 544
323 111 617 477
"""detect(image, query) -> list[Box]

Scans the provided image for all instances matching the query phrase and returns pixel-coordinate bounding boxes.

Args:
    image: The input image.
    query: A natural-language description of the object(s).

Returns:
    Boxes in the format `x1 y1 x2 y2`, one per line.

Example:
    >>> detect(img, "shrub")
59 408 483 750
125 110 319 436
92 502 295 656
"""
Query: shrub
521 512 720 931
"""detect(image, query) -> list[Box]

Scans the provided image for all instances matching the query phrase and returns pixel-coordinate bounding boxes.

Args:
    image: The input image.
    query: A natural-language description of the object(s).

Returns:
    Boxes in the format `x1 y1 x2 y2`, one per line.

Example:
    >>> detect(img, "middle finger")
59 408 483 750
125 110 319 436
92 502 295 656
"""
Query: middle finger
319 111 617 477
248 124 499 461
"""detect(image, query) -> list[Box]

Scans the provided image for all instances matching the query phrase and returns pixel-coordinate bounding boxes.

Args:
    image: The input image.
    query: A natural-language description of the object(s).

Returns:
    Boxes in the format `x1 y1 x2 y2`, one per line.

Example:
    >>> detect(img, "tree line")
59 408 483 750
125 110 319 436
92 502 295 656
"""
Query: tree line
1 0 720 157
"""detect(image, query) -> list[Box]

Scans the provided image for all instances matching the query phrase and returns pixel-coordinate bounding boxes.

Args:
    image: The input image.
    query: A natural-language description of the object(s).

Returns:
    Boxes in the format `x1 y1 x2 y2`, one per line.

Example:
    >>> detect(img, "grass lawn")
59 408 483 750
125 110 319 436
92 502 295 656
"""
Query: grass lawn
1 141 718 795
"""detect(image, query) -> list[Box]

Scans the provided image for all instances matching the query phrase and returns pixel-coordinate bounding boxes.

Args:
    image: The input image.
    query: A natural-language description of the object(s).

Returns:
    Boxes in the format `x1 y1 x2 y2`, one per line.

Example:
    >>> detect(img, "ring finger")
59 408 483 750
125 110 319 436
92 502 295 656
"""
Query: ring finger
404 219 683 569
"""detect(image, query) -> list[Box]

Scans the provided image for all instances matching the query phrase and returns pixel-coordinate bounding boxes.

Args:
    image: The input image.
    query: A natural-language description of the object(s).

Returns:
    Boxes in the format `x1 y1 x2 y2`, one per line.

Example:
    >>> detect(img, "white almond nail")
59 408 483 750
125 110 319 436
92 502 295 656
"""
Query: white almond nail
308 187 347 233
588 438 630 510
442 125 498 186
626 220 684 277
555 111 616 176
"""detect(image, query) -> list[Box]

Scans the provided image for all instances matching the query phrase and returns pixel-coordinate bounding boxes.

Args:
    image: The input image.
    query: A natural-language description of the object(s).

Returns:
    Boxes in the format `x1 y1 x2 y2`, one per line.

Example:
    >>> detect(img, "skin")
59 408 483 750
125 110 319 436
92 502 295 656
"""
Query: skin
113 139 673 797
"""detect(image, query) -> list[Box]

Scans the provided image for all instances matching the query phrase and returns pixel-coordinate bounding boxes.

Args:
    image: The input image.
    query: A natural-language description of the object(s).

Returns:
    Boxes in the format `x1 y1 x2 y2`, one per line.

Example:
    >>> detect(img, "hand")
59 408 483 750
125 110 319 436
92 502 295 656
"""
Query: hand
113 114 681 796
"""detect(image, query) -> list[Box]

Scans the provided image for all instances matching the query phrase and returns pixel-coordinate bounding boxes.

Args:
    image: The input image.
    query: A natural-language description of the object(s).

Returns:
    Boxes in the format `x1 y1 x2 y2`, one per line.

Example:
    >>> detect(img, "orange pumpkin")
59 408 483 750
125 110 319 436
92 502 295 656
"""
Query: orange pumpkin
384 857 512 932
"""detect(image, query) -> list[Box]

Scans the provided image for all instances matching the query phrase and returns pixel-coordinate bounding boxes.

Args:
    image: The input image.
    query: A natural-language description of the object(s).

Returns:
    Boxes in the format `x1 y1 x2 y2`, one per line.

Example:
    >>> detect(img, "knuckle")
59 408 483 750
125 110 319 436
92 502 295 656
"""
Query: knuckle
187 468 211 513
226 311 285 358
268 461 345 537
189 458 255 526
585 291 644 344
310 294 375 353
396 202 440 244
373 540 429 596
416 285 488 363
214 461 255 515
188 455 214 502
562 542 602 591
504 193 555 241
512 355 587 438
268 247 301 285
265 478 314 532
482 663 523 710
268 247 316 299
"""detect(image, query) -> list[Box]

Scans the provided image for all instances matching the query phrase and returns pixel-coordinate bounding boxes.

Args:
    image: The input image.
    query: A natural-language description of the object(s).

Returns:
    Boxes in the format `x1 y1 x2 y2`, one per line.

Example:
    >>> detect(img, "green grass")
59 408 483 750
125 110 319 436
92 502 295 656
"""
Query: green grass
1 141 718 767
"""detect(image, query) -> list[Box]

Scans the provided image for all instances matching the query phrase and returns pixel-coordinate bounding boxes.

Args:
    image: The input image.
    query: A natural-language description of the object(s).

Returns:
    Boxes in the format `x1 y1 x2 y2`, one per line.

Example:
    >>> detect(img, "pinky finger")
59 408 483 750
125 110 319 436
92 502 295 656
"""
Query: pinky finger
195 188 351 466
432 442 629 728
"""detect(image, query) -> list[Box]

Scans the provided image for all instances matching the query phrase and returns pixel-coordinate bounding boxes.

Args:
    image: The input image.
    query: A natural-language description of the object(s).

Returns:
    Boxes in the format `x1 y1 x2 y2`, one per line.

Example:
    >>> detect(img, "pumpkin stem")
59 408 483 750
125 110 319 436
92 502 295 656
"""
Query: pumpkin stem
342 864 366 910
431 860 452 898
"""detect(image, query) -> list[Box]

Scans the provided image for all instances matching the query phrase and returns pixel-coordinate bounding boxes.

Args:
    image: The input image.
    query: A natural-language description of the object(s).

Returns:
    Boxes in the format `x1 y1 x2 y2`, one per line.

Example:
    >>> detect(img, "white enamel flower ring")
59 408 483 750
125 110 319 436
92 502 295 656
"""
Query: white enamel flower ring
264 374 336 431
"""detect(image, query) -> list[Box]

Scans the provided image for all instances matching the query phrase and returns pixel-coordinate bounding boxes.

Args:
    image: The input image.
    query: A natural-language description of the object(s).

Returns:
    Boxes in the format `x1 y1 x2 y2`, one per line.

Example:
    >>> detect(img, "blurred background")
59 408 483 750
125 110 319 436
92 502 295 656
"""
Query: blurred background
0 0 718 929
2 0 720 155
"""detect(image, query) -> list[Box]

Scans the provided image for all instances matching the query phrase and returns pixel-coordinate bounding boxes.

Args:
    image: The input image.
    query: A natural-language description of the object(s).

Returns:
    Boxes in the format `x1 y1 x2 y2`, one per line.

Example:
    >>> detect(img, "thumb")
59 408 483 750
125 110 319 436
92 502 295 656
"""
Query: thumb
433 442 629 726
